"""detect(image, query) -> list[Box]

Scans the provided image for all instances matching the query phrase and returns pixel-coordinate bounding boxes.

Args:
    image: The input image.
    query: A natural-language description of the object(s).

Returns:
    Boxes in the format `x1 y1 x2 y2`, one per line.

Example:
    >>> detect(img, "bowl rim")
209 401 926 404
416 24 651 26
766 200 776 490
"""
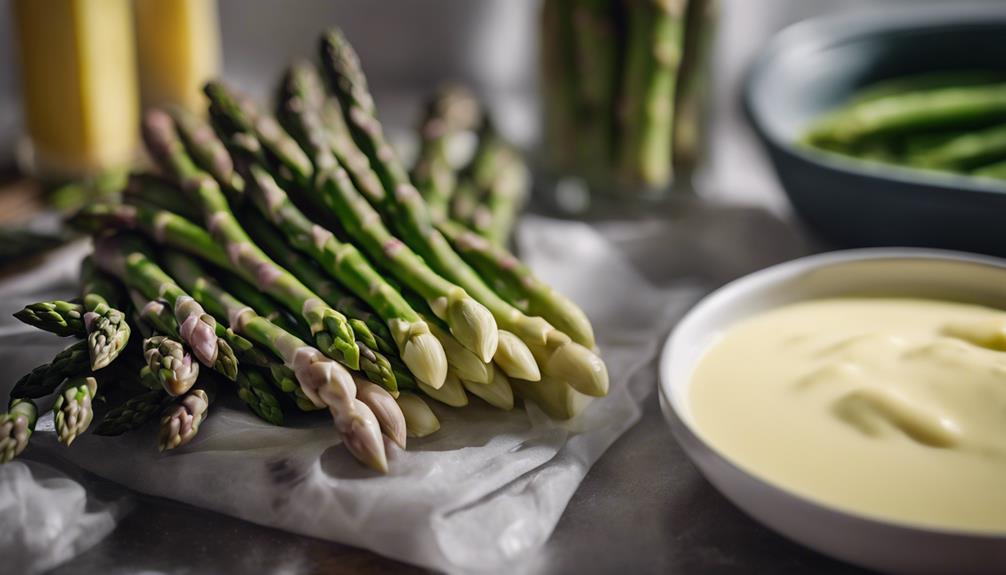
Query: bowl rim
658 247 1006 541
742 3 1006 199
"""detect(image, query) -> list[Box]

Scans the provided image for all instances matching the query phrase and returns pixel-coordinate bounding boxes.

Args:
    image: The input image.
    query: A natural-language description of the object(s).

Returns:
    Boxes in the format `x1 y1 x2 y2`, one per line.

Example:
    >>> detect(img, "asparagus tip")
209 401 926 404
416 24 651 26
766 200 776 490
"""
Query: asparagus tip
396 393 440 438
494 330 541 382
355 378 407 449
401 331 448 390
340 399 388 473
445 295 498 363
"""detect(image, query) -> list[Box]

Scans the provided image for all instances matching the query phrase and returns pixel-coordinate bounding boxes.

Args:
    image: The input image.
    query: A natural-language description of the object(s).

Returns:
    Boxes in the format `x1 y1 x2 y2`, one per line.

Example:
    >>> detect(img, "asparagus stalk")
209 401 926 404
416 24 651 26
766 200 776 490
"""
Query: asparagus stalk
396 392 440 438
142 109 359 370
241 213 395 354
75 202 367 399
541 0 579 172
412 84 482 220
80 257 131 370
162 251 388 472
10 340 90 400
319 30 552 352
236 367 285 426
215 270 311 341
472 148 529 247
570 0 618 180
235 154 439 389
205 81 315 190
172 107 245 198
143 335 201 396
130 289 239 381
0 399 38 463
280 63 389 208
159 376 215 451
94 388 168 436
619 0 686 187
437 219 596 348
14 300 86 337
253 87 483 375
449 178 481 227
93 234 220 369
53 376 98 445
276 79 498 364
453 120 513 227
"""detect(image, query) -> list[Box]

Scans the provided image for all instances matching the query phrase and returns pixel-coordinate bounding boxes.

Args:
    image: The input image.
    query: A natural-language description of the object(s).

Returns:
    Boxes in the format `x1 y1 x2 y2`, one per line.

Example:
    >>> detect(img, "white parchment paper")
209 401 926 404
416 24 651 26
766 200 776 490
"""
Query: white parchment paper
0 206 808 573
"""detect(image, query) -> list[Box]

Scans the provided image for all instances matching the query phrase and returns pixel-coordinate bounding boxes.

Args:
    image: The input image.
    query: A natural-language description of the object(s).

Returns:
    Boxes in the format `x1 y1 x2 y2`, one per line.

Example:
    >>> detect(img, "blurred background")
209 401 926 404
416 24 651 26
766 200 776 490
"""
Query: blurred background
0 0 954 209
0 0 1000 263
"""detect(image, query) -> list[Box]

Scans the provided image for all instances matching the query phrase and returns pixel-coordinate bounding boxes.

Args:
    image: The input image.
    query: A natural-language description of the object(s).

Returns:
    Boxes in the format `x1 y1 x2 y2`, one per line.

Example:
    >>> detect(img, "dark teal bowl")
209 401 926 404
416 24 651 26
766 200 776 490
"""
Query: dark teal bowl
744 5 1006 256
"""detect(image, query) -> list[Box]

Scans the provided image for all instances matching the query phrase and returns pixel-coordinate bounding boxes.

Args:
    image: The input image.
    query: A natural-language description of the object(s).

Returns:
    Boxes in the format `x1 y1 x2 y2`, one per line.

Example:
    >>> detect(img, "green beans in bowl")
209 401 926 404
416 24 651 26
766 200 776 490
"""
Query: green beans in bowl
744 6 1006 256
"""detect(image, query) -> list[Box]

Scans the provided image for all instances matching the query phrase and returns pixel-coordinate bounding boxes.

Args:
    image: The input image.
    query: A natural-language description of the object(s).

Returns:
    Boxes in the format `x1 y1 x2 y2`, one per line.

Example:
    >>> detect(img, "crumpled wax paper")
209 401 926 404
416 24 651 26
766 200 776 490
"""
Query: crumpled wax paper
0 206 809 573
0 460 121 575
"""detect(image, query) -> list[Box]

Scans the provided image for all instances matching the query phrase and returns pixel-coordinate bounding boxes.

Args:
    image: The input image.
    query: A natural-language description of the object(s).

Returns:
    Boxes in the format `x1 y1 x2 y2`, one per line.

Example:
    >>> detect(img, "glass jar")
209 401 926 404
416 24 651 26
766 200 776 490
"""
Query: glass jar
537 0 717 218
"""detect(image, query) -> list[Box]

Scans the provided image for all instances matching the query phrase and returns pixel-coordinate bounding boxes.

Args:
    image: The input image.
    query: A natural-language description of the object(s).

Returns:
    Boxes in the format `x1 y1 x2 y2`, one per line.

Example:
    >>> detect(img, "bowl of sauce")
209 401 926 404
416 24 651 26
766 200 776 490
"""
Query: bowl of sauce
660 248 1006 574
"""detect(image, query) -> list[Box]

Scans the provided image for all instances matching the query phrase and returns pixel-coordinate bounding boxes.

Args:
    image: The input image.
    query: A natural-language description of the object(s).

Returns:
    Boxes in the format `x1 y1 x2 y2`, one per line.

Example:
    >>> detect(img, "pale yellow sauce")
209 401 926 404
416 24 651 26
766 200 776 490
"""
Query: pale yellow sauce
690 298 1006 533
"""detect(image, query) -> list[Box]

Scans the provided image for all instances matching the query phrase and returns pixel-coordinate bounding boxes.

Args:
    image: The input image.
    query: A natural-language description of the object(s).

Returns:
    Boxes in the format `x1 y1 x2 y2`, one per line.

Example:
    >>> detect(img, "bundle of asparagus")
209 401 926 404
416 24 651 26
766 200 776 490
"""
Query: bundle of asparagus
1 28 607 473
803 73 1006 182
541 0 715 190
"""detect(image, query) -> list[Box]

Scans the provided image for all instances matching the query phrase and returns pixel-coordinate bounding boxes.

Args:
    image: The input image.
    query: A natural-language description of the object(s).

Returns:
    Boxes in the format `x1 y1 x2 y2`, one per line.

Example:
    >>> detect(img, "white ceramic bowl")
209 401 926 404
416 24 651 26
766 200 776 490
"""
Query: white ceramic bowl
659 248 1006 575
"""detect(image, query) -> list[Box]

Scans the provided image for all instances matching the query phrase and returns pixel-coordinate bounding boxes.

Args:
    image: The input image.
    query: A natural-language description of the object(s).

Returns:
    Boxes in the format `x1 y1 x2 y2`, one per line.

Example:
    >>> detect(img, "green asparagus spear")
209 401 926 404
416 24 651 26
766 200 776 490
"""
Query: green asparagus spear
618 0 686 187
80 257 131 370
279 63 389 208
53 376 98 445
232 145 443 389
0 399 38 463
319 29 550 349
143 335 201 396
130 289 239 381
158 375 215 451
540 0 579 172
235 366 285 425
472 149 529 247
142 109 359 370
230 211 400 393
319 34 610 394
93 234 220 369
172 107 246 198
14 300 86 337
162 250 390 472
437 219 595 348
10 340 90 400
411 84 481 220
570 0 618 180
93 388 168 436
205 81 314 190
215 269 311 341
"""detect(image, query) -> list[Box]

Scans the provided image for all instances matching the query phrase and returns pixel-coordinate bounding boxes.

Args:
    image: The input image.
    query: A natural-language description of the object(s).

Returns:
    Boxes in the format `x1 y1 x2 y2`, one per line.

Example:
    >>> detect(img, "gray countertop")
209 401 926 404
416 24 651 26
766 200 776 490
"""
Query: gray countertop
43 378 866 575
